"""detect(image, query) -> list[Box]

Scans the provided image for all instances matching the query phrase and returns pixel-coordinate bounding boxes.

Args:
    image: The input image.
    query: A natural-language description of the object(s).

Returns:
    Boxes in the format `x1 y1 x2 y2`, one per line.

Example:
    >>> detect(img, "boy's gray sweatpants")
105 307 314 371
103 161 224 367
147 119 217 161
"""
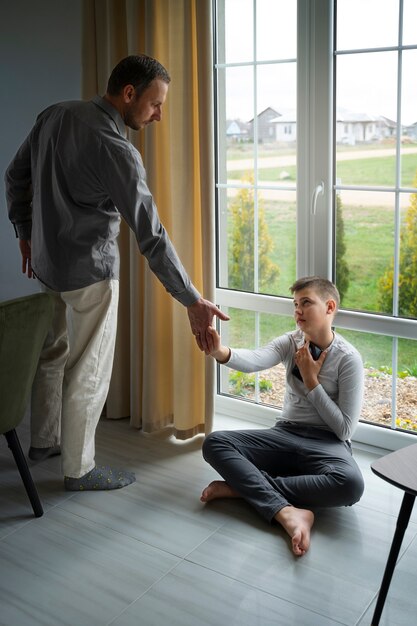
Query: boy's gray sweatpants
202 421 364 522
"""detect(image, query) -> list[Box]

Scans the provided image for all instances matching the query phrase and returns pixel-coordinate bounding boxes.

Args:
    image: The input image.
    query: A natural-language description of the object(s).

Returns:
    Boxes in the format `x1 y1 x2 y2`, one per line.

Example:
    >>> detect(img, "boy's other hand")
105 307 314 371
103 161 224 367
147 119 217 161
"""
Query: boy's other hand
295 341 327 390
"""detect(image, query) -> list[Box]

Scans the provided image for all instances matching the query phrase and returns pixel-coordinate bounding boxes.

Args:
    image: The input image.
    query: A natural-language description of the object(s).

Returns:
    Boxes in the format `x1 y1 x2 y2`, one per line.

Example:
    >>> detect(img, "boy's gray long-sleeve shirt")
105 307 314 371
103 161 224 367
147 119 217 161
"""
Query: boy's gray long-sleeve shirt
5 96 200 306
227 329 364 441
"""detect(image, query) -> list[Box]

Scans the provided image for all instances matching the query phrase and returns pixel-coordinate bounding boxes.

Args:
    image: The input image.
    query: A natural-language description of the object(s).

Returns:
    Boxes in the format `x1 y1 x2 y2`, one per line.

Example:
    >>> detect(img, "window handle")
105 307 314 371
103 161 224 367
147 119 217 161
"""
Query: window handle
311 182 324 215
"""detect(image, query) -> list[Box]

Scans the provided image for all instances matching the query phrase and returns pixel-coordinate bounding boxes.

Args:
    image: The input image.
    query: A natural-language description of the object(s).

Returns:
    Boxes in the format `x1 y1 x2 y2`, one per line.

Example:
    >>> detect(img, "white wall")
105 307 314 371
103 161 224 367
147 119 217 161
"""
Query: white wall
0 0 82 300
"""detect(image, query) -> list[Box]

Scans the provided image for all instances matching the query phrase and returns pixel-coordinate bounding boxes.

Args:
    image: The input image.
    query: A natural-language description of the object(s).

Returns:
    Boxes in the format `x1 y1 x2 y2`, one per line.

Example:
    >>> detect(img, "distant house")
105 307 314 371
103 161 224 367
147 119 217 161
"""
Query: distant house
378 116 397 139
272 108 388 144
247 107 281 142
271 111 297 142
335 109 380 144
335 110 399 144
250 106 410 145
226 119 249 142
404 121 417 141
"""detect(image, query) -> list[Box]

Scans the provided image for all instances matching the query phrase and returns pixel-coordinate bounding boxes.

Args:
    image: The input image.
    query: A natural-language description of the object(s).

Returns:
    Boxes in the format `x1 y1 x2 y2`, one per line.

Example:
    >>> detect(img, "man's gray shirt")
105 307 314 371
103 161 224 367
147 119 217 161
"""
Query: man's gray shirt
5 96 200 305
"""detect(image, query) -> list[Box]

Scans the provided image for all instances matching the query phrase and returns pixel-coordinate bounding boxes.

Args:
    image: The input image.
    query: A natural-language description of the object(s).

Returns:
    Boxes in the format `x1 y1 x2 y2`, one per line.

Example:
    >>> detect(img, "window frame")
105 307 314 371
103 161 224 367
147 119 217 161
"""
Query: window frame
213 0 417 451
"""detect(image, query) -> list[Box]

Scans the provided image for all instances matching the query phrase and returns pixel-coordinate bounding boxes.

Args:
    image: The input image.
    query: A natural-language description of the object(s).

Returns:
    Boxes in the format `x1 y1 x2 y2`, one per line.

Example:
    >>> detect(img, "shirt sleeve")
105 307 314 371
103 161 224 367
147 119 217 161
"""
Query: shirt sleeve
227 335 290 372
306 350 364 440
100 141 200 307
5 134 33 240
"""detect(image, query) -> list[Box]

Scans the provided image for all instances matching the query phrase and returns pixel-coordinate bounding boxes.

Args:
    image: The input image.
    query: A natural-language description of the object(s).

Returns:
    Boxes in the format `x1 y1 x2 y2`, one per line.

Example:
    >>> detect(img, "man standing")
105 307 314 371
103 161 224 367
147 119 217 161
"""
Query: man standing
5 55 227 491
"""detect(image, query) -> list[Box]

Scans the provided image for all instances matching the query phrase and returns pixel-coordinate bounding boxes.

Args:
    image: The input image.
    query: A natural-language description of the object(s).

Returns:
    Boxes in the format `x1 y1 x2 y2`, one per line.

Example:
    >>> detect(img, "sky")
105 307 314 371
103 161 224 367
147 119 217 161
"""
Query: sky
219 0 417 126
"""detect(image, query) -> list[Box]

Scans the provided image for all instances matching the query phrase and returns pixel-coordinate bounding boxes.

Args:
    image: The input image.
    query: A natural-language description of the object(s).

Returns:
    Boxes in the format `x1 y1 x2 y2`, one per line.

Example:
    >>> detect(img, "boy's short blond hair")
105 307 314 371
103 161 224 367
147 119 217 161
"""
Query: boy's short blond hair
290 276 340 311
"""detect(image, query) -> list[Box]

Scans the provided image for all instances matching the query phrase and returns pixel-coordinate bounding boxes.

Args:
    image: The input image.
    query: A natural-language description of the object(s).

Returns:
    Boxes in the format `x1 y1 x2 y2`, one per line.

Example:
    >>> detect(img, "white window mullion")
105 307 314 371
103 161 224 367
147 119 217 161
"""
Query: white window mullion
297 0 333 280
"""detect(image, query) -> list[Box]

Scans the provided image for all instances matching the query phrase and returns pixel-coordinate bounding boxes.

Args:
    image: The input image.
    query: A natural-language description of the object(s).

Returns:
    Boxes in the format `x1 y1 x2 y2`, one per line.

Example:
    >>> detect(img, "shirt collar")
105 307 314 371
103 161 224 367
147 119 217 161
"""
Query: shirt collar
91 95 127 137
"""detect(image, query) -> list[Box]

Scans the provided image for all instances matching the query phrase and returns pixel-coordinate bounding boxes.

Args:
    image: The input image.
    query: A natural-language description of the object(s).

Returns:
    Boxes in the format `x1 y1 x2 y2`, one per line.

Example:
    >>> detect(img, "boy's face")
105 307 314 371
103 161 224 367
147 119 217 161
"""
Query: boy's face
293 288 336 336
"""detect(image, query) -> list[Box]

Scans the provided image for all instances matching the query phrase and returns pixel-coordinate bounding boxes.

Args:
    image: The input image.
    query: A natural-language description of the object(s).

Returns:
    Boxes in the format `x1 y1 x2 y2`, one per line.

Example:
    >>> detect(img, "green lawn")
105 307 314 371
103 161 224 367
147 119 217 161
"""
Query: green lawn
229 153 417 187
341 205 395 311
225 198 417 370
224 147 417 369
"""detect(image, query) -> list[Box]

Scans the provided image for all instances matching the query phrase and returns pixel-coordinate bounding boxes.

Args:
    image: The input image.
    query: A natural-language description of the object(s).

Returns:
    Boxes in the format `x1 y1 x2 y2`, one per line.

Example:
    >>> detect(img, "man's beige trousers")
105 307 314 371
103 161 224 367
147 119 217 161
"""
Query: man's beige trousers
31 279 119 477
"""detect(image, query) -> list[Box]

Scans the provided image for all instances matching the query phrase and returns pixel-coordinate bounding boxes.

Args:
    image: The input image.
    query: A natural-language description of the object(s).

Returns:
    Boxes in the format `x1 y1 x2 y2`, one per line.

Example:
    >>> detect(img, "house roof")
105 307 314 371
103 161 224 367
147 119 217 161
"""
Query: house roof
247 107 281 123
271 111 296 124
336 108 380 123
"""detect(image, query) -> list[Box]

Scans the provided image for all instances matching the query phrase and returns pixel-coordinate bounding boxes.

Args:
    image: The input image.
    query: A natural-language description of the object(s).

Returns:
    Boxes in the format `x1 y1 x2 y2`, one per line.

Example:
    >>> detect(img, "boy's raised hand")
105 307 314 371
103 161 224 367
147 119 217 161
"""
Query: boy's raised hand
295 340 327 390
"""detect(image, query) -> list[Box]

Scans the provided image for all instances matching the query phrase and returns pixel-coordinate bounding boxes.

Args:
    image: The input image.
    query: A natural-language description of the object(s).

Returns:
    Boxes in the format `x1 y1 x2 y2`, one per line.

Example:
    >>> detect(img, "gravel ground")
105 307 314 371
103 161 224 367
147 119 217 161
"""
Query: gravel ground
228 365 417 432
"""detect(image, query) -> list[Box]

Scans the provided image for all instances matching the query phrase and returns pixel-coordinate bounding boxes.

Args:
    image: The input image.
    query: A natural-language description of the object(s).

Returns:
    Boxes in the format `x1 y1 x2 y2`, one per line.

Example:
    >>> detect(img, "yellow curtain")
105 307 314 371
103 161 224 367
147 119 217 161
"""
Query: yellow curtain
82 0 215 438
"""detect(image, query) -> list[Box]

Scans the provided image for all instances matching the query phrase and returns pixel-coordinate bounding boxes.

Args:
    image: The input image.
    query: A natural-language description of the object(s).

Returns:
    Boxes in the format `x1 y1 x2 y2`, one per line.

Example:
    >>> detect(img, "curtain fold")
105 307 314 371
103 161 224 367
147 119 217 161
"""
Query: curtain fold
82 0 215 438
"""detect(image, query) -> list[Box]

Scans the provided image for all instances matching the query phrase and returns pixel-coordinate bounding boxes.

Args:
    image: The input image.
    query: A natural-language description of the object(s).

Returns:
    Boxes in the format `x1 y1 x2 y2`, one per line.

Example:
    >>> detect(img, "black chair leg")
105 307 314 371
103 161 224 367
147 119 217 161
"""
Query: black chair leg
4 429 44 517
371 492 415 625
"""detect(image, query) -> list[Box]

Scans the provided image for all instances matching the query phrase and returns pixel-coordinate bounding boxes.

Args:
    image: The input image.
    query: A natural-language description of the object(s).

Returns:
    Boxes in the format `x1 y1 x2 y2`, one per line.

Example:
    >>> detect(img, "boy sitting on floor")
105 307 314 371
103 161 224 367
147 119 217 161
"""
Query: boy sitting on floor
201 276 364 556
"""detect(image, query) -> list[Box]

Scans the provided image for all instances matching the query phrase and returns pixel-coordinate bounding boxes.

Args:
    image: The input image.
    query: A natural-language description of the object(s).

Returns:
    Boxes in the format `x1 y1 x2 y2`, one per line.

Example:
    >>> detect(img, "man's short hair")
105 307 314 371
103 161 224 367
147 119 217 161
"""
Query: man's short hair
106 55 171 97
290 276 340 310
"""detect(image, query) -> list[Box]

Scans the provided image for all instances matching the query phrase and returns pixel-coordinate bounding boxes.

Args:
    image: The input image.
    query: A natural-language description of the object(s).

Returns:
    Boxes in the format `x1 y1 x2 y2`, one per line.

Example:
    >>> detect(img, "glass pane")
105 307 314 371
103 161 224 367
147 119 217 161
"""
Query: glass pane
218 186 254 290
396 337 417 432
226 185 256 292
256 0 296 61
219 0 254 64
397 191 417 320
335 190 395 312
401 50 417 187
221 186 296 295
259 189 296 296
217 186 229 288
218 309 294 406
336 0 399 50
336 329 393 428
217 65 255 185
336 139 398 188
256 62 297 156
378 192 417 319
336 52 398 165
402 0 417 47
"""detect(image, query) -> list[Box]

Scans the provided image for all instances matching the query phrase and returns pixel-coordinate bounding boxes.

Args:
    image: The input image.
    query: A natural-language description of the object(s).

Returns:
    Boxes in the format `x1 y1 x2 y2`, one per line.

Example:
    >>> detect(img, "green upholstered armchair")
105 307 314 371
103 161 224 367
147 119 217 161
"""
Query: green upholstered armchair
0 292 55 517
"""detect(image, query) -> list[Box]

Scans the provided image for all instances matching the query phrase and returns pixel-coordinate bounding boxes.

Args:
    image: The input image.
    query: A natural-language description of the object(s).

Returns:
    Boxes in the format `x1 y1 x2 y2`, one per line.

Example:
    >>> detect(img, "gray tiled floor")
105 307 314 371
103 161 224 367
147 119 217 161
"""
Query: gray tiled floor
1 414 417 626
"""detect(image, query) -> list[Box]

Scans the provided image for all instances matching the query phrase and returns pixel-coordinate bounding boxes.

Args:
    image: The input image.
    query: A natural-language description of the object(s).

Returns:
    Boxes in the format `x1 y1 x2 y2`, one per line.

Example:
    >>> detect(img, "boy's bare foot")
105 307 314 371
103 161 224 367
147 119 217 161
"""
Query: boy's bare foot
200 480 241 502
274 505 315 556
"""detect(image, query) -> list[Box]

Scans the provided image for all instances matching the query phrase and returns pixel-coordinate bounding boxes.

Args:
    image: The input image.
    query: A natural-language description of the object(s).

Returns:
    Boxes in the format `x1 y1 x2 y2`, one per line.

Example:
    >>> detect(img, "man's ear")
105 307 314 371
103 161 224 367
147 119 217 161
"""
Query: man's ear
122 84 136 103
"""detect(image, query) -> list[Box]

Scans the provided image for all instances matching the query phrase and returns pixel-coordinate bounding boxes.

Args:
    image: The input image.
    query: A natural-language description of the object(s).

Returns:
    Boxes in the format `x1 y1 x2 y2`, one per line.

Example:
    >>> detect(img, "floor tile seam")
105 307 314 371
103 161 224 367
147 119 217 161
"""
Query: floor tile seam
52 500 222 562
0 517 34 543
83 489 233 531
179 520 231 562
393 529 417 564
0 493 77 528
183 545 392 611
105 558 186 626
355 591 379 626
54 502 196 557
355 500 416 521
180 555 351 624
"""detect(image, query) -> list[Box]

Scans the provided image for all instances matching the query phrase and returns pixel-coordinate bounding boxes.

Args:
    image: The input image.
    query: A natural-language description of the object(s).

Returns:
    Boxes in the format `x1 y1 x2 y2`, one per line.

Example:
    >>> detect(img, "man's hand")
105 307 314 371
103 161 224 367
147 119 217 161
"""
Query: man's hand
294 341 327 391
19 239 35 279
187 297 230 353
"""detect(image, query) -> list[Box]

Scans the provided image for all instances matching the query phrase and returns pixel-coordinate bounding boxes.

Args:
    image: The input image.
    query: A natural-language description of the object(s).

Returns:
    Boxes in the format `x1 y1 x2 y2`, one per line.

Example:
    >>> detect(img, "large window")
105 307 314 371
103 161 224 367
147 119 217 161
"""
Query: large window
214 0 417 446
